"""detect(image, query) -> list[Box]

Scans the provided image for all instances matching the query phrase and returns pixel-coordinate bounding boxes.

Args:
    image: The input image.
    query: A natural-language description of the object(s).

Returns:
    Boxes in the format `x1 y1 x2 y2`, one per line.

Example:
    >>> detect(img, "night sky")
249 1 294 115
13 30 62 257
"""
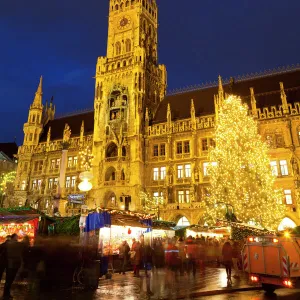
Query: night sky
1 0 300 144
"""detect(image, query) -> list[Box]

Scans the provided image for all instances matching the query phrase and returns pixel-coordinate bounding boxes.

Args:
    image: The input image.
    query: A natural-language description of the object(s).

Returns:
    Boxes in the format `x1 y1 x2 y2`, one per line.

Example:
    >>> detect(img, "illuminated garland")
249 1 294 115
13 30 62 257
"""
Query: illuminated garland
96 207 153 220
0 171 16 195
79 146 94 171
204 95 286 230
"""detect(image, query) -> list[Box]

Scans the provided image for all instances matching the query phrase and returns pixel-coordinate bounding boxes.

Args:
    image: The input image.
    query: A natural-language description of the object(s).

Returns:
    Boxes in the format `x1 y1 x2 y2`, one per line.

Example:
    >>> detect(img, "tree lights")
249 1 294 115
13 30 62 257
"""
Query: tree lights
205 95 285 230
0 171 16 195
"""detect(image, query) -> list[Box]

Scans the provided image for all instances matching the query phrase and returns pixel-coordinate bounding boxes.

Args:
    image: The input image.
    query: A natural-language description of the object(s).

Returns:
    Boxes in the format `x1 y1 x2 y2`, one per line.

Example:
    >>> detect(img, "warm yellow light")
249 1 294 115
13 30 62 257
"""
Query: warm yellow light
78 180 92 192
284 231 290 238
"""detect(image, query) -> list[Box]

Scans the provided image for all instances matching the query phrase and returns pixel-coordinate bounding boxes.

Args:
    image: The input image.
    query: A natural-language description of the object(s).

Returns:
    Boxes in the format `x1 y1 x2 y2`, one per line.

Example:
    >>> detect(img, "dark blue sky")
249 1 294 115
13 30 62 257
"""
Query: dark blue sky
1 0 300 144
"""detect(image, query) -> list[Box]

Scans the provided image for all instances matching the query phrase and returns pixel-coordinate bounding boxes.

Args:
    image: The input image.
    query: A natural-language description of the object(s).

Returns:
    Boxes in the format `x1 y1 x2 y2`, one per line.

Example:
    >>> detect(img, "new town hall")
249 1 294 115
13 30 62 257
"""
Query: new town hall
12 0 300 229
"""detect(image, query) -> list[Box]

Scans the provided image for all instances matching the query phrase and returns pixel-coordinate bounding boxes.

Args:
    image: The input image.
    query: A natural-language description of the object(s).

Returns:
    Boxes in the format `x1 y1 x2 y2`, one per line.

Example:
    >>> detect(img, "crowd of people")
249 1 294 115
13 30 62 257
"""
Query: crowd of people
118 235 243 284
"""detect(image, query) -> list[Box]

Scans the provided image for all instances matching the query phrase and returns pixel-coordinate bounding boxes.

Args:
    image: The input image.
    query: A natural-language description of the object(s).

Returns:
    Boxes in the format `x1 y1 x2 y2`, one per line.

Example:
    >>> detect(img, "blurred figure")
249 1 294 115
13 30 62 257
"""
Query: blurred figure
3 234 23 299
165 240 179 273
119 240 130 275
131 238 141 277
186 239 197 277
20 235 31 280
232 241 240 278
177 238 186 275
143 241 153 277
222 241 233 285
0 235 11 282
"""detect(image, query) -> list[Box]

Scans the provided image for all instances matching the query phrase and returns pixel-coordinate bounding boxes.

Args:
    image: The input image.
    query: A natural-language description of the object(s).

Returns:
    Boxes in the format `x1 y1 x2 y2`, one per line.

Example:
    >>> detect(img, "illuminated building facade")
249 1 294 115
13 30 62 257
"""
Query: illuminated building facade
13 0 300 228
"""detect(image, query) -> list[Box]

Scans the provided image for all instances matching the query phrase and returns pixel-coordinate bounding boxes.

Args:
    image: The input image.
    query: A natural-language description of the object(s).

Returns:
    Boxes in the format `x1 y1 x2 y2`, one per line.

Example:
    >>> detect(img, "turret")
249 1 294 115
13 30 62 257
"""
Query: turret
23 77 44 145
250 87 258 118
280 82 289 115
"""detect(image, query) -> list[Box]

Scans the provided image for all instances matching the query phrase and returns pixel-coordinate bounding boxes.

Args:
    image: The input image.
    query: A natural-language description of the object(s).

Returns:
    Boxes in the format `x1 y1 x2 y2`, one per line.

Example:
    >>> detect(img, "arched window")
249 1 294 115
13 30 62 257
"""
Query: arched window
120 2 124 10
105 167 116 181
117 62 121 68
125 1 129 7
106 142 118 158
122 146 127 157
123 61 126 67
131 0 135 5
278 217 297 231
115 42 121 56
115 4 119 10
125 39 131 52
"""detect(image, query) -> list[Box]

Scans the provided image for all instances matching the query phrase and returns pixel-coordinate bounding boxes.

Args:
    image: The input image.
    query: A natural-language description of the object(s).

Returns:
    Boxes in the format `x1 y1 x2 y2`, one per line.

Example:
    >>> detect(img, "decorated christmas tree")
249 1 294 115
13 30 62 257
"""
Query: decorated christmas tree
205 95 285 230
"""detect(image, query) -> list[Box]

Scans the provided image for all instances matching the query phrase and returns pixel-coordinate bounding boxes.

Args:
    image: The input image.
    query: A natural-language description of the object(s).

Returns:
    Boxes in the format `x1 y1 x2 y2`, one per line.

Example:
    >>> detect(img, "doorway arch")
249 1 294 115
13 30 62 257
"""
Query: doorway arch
104 191 118 208
176 216 190 227
278 217 297 231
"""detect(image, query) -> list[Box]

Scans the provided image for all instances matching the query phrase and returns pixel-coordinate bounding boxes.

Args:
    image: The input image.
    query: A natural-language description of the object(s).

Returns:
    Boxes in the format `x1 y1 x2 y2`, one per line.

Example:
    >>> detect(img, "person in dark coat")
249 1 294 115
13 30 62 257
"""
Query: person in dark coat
222 241 233 284
0 236 11 282
119 240 130 275
3 234 23 299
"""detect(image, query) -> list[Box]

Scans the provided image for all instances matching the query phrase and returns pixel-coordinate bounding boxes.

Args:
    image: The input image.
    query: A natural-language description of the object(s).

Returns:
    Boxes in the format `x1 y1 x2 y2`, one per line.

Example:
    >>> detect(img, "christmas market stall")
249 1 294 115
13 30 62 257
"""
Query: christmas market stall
82 209 153 275
151 220 176 239
0 206 54 243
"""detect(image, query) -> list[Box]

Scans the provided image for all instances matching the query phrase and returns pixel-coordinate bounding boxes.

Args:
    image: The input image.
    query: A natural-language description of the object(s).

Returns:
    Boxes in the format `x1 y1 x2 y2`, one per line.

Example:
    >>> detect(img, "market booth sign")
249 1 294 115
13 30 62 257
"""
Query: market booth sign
68 194 85 205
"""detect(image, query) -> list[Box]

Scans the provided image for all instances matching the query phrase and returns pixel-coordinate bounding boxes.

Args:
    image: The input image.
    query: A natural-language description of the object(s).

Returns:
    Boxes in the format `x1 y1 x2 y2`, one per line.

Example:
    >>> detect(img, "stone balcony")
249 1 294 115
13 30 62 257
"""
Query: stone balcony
161 202 203 210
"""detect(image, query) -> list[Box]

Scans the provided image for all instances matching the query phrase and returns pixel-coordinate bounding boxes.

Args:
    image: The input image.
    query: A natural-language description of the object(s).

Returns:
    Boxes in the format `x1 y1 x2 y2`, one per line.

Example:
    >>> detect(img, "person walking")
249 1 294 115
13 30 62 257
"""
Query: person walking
3 233 23 299
131 238 141 277
186 239 197 277
222 241 233 285
119 240 130 275
232 241 241 278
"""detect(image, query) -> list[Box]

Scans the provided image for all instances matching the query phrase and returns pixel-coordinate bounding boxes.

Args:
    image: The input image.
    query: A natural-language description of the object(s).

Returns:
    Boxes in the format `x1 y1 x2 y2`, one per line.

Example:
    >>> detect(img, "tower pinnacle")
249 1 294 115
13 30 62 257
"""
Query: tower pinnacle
32 76 43 108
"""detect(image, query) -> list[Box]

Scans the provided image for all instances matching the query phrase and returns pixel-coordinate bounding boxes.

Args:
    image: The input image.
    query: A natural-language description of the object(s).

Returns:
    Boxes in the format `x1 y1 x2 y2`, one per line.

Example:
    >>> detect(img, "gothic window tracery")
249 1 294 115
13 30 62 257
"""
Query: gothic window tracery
108 88 128 122
106 142 118 158
115 42 121 56
125 39 131 52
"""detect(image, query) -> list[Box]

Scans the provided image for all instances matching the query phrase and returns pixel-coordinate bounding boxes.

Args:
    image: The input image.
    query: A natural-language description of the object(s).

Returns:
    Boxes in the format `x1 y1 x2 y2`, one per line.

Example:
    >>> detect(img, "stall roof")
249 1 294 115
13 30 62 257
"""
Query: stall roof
0 216 39 224
152 220 176 230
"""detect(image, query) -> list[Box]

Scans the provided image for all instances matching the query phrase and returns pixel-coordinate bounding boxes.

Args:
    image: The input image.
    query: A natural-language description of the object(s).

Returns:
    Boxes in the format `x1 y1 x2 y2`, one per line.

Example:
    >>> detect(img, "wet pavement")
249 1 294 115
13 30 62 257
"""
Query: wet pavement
1 267 262 299
199 288 300 299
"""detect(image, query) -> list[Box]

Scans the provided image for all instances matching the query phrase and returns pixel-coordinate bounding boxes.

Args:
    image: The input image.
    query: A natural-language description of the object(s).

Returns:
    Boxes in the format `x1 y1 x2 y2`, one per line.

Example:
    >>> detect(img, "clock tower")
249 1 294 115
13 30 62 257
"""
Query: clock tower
92 0 167 210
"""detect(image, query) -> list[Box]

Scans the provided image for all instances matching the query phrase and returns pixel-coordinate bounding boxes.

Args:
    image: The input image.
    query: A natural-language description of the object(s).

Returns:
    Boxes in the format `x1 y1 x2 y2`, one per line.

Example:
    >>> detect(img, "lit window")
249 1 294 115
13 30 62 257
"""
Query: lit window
160 144 166 156
177 142 183 154
160 167 166 180
284 190 293 205
202 139 208 151
178 191 184 203
177 165 184 178
68 157 73 168
185 164 191 178
153 168 159 180
48 178 53 189
280 160 288 176
37 180 42 190
73 157 78 166
203 162 209 177
66 176 71 188
50 160 55 169
153 191 163 205
184 141 190 153
270 161 278 176
71 176 76 187
186 190 190 203
21 181 26 191
54 178 58 187
153 145 159 157
210 138 216 148
56 159 61 168
32 180 37 190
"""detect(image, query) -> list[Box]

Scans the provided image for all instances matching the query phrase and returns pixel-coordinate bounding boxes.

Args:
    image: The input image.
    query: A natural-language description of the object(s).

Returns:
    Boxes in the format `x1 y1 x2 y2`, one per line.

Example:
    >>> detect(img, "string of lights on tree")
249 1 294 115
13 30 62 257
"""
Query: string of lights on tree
139 191 164 213
0 171 16 195
204 95 286 230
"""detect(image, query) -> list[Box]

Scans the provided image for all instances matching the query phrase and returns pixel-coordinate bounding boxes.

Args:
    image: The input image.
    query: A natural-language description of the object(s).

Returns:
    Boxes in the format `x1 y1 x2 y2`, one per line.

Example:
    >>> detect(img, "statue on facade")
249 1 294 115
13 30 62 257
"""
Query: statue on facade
291 156 300 176
63 124 71 143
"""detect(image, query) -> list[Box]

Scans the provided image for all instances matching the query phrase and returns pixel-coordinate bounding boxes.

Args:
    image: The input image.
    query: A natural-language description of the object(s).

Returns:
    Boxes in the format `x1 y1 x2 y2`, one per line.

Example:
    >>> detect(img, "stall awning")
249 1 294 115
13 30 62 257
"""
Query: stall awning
0 216 39 224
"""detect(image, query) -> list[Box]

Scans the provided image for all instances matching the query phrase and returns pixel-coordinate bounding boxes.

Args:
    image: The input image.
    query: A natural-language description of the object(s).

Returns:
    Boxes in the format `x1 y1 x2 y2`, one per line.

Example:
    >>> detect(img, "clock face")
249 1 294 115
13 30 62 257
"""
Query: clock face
118 16 131 30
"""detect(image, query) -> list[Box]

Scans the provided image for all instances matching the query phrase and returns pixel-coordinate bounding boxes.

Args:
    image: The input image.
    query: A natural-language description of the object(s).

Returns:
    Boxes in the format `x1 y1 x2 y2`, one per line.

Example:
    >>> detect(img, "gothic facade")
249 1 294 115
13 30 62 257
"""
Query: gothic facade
13 0 300 227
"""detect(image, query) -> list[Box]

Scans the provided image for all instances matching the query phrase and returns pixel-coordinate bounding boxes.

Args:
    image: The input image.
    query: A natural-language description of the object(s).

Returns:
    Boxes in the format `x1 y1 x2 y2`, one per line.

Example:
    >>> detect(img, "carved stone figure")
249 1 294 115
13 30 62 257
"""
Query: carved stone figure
291 156 300 176
63 124 71 143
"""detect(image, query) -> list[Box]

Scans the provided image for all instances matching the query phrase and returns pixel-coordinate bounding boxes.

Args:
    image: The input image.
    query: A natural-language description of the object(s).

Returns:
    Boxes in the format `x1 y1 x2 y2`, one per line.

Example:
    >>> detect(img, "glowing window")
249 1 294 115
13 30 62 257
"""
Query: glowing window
280 160 288 176
185 164 191 178
160 167 166 180
270 161 278 176
177 165 183 178
153 168 159 180
284 190 293 205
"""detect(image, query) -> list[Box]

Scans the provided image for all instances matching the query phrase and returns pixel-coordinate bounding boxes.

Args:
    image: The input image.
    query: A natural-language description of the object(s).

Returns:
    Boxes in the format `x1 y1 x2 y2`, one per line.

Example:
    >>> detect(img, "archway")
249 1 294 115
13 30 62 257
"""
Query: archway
176 216 190 227
106 143 118 158
278 217 297 231
104 191 118 208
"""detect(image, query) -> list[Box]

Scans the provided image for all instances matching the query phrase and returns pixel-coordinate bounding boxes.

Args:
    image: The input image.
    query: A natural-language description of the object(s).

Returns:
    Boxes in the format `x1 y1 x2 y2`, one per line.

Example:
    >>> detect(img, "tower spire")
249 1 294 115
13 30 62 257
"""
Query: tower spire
218 75 224 103
250 87 258 118
32 76 43 108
